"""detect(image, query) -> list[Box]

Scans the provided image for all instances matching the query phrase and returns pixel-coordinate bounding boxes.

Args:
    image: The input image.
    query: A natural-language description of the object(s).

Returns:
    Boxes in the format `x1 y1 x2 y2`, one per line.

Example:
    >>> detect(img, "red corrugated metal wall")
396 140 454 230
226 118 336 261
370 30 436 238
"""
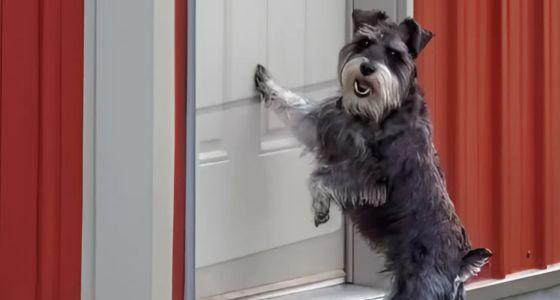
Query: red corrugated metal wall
173 0 187 299
415 0 560 278
0 0 84 299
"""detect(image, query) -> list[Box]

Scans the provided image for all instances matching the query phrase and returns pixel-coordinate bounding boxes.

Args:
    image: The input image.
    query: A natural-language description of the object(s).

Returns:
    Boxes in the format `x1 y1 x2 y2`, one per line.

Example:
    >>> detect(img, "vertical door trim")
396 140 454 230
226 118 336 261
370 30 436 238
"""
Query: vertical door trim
185 0 196 298
173 0 195 298
82 0 96 299
153 0 177 298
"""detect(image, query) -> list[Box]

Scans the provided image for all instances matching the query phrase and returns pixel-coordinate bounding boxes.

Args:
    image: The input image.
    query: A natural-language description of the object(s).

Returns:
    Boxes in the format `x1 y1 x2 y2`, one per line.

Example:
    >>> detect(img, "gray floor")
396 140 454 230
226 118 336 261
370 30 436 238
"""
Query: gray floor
501 285 560 300
273 284 385 300
272 284 560 300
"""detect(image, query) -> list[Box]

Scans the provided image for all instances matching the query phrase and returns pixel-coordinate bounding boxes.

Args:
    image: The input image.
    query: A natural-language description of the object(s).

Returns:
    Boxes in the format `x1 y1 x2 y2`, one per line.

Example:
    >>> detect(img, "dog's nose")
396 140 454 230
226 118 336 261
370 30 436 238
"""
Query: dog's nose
360 62 376 76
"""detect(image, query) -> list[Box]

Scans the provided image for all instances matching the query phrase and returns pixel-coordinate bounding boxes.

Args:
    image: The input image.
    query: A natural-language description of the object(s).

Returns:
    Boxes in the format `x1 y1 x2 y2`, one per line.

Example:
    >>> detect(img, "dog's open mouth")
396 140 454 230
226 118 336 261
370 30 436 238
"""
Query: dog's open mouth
353 79 372 98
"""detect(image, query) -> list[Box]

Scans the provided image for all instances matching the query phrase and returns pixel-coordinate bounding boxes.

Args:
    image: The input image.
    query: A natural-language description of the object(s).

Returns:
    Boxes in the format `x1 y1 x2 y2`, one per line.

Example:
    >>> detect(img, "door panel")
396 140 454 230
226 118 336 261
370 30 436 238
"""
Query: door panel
267 0 306 88
195 0 346 297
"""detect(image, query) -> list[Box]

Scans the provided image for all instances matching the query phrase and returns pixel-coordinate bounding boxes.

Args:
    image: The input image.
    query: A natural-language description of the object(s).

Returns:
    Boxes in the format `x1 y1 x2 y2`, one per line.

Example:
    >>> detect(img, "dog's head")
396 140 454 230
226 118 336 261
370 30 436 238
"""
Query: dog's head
338 10 433 122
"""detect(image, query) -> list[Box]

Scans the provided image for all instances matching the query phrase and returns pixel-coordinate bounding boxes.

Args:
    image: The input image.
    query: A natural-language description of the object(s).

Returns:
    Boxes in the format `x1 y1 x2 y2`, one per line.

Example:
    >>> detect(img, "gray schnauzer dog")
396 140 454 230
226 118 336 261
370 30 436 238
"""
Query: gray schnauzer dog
255 9 491 300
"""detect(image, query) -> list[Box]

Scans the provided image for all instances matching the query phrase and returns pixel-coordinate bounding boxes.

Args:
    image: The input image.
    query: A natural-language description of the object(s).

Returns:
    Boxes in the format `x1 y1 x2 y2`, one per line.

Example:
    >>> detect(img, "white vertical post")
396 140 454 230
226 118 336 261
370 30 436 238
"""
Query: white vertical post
90 0 177 299
153 0 176 299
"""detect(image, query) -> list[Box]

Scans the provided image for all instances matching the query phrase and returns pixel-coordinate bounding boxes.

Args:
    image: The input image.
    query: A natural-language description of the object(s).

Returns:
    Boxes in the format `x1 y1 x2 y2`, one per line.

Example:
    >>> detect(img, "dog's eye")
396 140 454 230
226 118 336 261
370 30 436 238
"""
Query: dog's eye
359 39 371 48
387 48 400 59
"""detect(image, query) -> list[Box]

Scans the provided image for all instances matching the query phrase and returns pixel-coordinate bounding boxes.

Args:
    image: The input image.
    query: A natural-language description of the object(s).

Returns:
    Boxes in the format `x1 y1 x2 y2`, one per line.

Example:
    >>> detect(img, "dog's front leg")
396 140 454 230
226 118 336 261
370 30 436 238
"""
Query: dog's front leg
254 65 317 149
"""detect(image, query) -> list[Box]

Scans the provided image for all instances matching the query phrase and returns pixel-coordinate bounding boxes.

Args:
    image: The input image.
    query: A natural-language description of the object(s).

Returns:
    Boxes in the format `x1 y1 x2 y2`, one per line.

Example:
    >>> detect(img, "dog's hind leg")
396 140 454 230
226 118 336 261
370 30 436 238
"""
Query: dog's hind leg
255 64 318 149
309 175 332 227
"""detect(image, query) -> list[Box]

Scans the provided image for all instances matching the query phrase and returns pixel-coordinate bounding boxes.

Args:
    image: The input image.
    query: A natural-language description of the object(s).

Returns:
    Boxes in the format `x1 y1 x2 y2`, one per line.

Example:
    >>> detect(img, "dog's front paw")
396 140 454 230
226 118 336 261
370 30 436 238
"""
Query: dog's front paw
314 211 330 227
254 64 274 102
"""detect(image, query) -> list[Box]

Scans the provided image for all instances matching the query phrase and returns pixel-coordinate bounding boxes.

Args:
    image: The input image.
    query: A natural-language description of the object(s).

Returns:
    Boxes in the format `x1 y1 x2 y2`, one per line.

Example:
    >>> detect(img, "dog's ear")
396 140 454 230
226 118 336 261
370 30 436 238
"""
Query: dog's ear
399 18 434 59
352 9 388 32
457 248 492 282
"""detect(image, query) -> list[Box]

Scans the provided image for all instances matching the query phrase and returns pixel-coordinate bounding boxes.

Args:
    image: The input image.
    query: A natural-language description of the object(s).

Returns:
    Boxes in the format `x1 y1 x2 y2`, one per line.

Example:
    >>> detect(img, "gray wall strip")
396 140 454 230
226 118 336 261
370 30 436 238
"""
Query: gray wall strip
186 0 196 299
82 0 96 299
94 0 154 299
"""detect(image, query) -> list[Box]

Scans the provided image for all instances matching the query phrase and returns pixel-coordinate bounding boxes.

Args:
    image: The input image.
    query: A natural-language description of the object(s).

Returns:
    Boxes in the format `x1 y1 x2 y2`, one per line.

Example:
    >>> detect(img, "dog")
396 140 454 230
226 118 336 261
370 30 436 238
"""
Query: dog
255 9 491 300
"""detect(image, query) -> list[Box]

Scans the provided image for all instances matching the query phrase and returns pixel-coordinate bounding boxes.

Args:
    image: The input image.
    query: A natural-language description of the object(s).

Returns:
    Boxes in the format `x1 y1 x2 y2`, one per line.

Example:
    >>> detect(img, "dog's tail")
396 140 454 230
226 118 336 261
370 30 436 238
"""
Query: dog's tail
457 248 493 282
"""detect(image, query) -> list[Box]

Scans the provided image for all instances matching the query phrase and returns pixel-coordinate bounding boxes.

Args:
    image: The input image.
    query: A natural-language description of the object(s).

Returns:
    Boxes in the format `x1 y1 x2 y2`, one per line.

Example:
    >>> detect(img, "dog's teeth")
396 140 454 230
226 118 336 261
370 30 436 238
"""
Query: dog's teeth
354 81 371 96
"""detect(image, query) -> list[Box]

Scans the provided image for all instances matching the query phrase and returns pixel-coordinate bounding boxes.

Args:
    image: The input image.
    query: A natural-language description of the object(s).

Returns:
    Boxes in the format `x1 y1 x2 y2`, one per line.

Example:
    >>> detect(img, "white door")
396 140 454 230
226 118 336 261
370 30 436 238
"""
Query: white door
195 0 348 297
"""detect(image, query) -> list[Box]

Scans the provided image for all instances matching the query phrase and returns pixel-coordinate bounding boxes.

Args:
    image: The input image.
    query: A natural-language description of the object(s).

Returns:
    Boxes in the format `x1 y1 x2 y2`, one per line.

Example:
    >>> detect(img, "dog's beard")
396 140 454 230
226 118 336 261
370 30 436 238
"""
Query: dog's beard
340 57 401 122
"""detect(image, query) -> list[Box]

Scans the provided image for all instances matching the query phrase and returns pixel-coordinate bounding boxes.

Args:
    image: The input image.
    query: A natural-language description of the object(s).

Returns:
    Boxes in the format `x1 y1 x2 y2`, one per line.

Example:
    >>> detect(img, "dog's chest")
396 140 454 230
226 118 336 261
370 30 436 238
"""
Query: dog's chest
310 100 386 207
314 116 377 163
311 159 386 208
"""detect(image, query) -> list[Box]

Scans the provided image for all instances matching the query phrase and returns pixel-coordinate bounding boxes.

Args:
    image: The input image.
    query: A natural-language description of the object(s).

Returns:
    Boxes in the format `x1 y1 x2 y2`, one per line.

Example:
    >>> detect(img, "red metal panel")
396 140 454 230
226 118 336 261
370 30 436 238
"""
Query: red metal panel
543 0 560 266
0 0 84 299
60 0 85 297
0 1 41 298
415 0 560 279
173 0 187 299
37 0 64 298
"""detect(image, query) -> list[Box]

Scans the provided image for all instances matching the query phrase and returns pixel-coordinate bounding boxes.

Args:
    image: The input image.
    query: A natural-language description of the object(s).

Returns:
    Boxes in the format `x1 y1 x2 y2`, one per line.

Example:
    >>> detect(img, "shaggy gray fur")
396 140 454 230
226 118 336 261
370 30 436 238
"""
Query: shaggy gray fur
255 9 491 300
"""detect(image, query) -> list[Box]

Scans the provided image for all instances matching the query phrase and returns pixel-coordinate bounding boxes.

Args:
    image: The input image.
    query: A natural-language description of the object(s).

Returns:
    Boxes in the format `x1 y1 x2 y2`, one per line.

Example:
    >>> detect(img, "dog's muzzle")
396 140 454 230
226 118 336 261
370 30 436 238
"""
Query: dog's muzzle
342 57 378 98
340 57 401 121
353 62 377 97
